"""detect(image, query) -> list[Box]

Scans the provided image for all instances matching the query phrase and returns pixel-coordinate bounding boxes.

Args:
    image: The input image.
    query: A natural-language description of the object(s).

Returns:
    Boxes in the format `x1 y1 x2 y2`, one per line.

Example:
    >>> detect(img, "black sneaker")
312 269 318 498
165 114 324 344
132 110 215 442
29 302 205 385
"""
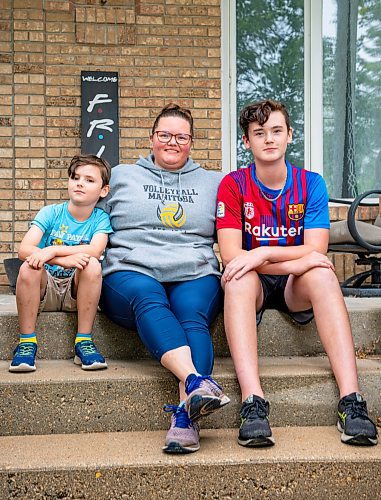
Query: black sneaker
337 392 378 446
238 394 275 447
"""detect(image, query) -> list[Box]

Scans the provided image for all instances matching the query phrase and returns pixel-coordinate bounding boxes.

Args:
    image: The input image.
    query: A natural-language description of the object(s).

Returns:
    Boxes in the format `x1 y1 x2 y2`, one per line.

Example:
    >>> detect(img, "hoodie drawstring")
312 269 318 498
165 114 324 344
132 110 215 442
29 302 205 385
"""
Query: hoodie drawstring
160 170 166 204
178 171 183 201
159 170 183 205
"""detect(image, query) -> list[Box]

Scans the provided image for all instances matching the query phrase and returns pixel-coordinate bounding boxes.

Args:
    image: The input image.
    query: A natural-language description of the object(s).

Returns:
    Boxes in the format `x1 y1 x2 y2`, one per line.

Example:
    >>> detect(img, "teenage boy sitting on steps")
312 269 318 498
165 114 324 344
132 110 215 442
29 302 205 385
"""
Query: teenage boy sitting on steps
9 154 113 373
216 99 378 447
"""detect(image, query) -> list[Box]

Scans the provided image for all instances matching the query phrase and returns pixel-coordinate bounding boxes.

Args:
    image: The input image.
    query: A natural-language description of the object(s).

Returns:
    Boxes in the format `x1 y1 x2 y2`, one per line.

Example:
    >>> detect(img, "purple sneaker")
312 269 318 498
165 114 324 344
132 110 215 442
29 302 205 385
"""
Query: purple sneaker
184 374 230 421
163 404 200 454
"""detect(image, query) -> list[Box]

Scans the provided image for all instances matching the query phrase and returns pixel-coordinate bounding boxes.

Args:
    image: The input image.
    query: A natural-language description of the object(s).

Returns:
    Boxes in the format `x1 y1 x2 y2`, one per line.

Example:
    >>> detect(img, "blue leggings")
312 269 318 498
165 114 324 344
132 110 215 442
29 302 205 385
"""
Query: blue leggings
100 271 222 376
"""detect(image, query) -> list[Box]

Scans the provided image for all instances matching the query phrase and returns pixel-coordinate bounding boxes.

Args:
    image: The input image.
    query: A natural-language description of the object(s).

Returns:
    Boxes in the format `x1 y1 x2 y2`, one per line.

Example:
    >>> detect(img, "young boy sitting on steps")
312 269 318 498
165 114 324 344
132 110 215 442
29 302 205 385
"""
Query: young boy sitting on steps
216 99 378 447
9 154 113 373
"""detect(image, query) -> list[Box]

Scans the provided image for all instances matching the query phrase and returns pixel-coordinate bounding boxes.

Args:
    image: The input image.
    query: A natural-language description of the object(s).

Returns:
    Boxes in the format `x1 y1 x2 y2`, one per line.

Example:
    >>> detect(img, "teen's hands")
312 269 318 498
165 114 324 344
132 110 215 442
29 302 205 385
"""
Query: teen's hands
291 251 335 276
222 248 334 282
26 247 56 269
54 253 91 270
222 247 269 282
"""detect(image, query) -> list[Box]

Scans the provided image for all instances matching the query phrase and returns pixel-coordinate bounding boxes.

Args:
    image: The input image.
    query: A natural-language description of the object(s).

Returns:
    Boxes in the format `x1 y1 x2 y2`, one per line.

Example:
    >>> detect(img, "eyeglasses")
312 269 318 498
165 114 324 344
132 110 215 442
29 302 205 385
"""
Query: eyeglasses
154 131 192 145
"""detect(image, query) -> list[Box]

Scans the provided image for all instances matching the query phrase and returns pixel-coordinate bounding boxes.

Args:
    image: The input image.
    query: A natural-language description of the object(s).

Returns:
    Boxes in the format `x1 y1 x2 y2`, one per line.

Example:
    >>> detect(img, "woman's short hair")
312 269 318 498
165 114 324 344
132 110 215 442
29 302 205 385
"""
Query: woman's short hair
239 99 291 138
151 103 194 137
68 154 111 187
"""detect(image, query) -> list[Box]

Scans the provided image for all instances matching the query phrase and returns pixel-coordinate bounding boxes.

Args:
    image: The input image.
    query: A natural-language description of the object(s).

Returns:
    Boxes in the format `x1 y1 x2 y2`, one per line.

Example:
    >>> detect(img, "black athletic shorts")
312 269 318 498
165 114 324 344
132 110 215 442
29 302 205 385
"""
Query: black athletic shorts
256 274 314 326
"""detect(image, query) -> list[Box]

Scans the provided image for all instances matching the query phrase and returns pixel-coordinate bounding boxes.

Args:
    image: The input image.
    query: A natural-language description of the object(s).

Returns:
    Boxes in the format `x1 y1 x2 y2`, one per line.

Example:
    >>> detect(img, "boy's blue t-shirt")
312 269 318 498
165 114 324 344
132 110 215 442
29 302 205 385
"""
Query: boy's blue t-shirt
32 201 113 278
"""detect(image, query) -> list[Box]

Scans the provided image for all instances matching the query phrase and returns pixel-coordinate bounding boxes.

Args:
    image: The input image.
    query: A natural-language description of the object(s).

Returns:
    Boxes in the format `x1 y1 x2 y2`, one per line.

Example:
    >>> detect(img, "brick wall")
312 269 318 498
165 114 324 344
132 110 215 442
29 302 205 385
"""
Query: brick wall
0 0 222 288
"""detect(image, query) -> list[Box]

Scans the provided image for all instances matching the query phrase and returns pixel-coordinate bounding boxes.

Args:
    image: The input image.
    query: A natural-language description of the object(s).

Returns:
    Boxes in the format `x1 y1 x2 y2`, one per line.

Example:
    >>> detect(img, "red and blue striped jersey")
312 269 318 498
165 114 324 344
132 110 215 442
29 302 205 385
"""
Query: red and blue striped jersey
216 161 330 250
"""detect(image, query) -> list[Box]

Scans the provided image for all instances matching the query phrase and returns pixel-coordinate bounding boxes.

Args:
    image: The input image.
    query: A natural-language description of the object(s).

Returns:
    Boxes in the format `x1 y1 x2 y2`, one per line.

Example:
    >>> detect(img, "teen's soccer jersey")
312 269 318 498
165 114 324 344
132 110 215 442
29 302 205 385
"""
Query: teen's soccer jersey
216 161 330 249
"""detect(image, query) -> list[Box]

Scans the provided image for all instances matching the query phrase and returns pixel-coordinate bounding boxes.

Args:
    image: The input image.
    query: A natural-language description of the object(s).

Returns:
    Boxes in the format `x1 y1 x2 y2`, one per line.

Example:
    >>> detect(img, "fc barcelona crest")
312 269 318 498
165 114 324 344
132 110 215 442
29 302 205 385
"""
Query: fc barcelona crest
287 203 305 221
244 202 255 219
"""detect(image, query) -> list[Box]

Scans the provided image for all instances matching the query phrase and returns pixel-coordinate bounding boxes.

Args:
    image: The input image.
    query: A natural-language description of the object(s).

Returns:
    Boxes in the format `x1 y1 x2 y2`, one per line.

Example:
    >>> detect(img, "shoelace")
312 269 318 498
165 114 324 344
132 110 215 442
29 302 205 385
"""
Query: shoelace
187 375 222 392
163 404 190 428
78 341 97 354
17 343 36 356
344 400 369 420
241 400 268 420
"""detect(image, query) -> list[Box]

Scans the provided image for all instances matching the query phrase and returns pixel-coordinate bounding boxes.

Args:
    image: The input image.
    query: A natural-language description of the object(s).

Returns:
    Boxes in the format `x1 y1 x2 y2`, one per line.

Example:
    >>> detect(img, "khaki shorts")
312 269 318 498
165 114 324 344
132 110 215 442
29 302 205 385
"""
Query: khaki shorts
39 271 77 312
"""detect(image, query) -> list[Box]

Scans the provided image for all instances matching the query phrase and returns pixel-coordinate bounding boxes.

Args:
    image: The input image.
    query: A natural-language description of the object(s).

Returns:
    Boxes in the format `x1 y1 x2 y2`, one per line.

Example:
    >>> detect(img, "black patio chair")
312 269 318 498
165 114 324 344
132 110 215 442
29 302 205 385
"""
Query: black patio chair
3 257 23 295
328 190 381 297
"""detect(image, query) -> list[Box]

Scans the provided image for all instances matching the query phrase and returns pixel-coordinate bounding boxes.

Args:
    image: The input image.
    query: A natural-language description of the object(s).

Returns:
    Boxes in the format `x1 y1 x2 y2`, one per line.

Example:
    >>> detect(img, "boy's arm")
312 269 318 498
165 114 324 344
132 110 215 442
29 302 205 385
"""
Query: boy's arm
50 208 112 263
218 227 333 282
18 225 46 261
46 233 108 260
20 229 108 269
48 233 109 269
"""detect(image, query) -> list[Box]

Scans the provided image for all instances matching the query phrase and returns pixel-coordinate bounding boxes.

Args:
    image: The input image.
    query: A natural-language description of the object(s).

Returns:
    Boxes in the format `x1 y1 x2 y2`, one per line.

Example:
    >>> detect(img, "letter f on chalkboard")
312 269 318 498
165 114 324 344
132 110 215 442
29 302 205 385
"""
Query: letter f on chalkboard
87 94 112 112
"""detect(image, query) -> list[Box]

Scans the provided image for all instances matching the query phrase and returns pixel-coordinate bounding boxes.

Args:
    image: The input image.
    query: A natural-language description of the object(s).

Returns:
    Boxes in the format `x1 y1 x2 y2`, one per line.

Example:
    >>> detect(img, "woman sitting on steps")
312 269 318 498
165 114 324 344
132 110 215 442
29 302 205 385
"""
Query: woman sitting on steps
99 103 229 454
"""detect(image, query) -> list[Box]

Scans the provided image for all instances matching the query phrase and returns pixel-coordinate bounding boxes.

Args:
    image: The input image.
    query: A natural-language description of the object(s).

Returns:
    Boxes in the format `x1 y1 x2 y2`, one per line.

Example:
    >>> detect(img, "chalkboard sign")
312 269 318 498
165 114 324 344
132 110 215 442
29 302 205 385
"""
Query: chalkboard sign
81 71 119 167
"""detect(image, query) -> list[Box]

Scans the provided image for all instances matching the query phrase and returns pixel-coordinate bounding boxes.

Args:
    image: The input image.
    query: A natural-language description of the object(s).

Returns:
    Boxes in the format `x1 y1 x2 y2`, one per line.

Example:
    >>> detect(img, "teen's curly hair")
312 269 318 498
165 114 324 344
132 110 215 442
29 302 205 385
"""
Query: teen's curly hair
239 99 290 138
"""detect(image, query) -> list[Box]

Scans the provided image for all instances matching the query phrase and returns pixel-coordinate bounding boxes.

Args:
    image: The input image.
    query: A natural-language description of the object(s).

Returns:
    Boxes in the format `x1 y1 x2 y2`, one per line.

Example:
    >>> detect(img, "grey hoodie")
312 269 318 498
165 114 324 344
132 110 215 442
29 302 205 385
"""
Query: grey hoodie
100 154 223 282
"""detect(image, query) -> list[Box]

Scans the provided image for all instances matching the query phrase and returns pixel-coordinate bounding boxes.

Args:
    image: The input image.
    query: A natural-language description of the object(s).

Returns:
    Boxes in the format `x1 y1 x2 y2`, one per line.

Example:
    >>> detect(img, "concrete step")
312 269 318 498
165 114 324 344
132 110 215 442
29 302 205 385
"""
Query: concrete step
0 426 380 499
0 356 379 436
1 295 380 359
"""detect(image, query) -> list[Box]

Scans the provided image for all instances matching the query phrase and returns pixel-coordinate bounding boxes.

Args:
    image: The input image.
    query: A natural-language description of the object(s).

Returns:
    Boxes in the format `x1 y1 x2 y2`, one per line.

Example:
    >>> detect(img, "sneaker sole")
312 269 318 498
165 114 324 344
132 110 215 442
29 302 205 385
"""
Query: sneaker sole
238 436 275 448
185 393 230 421
73 356 108 371
9 363 36 373
337 421 378 446
163 441 200 454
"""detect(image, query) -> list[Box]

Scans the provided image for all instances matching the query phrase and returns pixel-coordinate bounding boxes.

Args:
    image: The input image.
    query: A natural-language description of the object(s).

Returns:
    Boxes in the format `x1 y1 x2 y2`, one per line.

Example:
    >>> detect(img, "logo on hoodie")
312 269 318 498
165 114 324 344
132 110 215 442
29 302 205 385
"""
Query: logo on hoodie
157 203 186 228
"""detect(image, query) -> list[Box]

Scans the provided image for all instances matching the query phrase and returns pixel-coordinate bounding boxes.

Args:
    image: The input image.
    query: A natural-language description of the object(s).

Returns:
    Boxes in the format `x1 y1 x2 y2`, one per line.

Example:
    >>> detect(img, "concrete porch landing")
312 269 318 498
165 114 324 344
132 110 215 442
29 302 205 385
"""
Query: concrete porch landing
1 427 380 499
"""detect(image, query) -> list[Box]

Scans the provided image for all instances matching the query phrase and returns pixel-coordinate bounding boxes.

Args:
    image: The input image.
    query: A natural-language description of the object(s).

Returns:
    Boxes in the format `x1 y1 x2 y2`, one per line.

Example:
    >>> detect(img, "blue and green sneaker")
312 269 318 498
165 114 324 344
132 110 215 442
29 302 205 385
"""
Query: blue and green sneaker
74 340 107 371
9 342 37 372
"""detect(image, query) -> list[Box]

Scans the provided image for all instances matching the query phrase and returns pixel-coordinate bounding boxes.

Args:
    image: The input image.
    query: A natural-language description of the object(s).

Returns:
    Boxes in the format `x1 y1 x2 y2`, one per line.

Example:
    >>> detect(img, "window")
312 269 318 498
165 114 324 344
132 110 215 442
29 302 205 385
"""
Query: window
223 0 381 198
323 0 381 197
